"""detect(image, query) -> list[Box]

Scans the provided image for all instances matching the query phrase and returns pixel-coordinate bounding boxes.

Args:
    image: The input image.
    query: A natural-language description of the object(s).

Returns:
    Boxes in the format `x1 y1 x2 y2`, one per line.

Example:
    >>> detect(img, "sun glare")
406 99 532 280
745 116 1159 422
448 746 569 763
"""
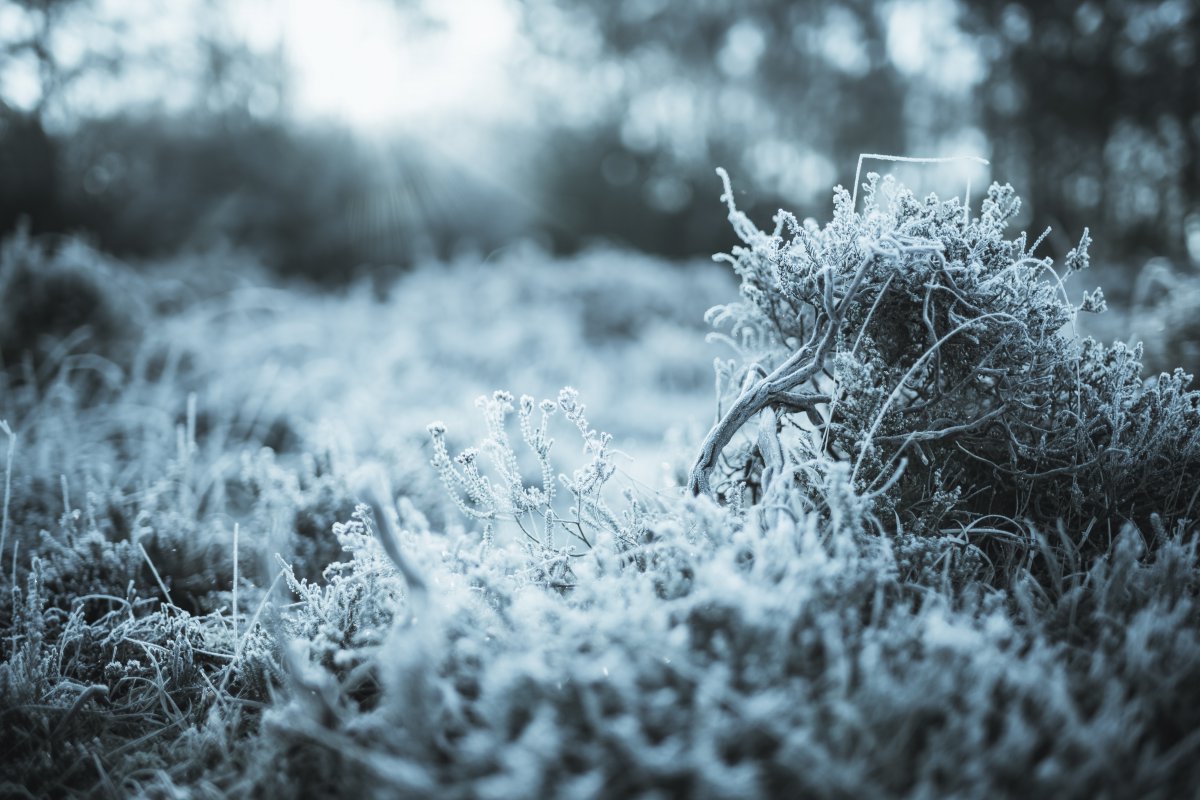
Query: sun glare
236 0 521 133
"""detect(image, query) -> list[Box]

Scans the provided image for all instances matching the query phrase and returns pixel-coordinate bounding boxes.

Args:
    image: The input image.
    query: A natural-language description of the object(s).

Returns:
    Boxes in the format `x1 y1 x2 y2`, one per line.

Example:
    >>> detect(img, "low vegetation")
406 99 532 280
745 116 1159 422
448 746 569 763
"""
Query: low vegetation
2 173 1197 798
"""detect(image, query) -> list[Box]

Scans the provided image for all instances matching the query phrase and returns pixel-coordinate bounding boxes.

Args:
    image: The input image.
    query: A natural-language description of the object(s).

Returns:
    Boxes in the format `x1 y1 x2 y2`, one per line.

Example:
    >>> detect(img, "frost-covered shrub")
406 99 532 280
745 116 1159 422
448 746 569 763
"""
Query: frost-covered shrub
0 227 144 378
428 389 658 590
691 170 1200 543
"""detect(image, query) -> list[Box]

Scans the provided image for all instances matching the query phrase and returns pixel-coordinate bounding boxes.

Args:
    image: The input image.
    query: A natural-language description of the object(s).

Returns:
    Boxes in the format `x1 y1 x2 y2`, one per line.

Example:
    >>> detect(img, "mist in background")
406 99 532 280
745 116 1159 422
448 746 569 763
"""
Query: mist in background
2 0 1198 288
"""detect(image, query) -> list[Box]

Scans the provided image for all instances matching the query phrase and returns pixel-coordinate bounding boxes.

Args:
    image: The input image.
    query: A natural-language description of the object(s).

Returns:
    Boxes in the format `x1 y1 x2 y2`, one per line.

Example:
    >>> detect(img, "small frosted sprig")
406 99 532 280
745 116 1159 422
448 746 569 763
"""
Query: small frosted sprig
428 421 498 521
1064 228 1093 274
428 388 630 559
557 387 616 498
1080 287 1107 314
518 395 558 508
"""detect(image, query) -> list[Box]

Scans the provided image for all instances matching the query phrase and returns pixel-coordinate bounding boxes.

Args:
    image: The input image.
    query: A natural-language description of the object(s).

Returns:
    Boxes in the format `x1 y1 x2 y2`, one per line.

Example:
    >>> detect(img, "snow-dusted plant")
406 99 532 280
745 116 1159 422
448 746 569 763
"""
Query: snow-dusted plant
428 389 647 587
694 169 1200 540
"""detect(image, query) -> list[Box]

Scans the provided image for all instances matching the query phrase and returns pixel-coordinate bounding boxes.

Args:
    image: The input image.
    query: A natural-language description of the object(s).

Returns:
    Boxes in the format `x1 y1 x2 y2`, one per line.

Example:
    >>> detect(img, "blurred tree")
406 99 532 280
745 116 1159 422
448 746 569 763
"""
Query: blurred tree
0 110 58 238
0 0 93 236
520 0 1198 266
58 114 516 283
2 0 103 114
963 0 1200 268
0 0 498 282
515 0 913 255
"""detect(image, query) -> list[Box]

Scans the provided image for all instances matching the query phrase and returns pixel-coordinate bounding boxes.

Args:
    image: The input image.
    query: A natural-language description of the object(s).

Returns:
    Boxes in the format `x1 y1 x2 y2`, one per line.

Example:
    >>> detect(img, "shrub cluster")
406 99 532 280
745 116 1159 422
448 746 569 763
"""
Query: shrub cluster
0 225 145 381
690 171 1200 549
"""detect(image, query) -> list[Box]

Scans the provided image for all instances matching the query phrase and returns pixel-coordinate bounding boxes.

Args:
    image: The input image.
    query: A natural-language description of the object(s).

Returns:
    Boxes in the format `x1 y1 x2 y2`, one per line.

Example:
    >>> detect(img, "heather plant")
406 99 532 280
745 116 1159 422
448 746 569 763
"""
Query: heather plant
428 389 656 590
691 169 1200 549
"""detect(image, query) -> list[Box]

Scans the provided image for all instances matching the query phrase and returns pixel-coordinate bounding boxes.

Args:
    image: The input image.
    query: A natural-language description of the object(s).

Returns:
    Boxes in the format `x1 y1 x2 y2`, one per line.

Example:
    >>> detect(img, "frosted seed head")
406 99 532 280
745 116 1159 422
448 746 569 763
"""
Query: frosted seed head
1081 287 1107 314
